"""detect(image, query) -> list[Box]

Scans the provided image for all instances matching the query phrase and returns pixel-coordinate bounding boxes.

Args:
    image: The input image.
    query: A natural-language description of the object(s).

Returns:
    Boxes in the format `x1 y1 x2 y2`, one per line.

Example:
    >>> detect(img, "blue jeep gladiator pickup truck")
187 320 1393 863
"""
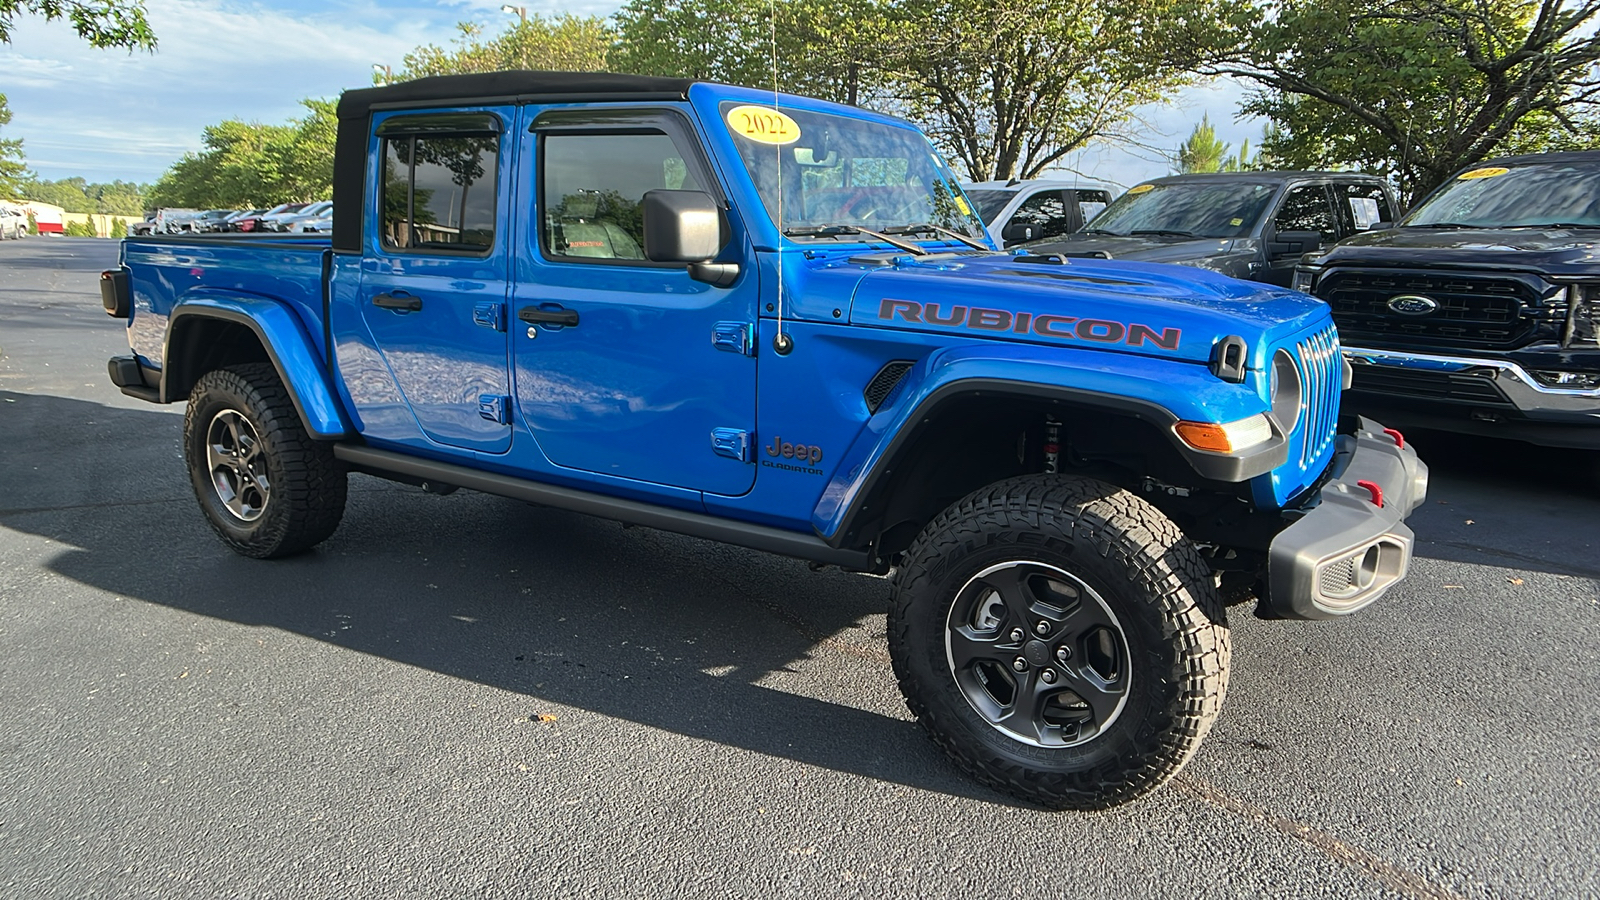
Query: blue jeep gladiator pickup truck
99 71 1426 809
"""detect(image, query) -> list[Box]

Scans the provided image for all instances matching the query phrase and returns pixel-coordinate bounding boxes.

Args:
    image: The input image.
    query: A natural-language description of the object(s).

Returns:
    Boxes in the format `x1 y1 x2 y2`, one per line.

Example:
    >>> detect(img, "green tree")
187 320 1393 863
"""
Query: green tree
0 94 27 197
1176 115 1231 173
147 99 335 209
0 0 155 49
874 0 1230 181
610 0 880 105
393 14 609 80
1207 0 1600 202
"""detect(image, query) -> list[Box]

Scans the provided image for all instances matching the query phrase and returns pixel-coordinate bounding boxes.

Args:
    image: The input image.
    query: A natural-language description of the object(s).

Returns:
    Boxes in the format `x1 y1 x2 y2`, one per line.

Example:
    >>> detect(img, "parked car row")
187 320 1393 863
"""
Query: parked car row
970 150 1599 453
129 202 334 235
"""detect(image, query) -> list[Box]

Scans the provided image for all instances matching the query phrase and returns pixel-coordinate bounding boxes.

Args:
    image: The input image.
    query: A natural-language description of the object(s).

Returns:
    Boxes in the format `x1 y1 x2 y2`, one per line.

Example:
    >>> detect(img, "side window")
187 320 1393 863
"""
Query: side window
1075 189 1111 227
1337 182 1395 233
1273 185 1338 243
1010 190 1073 240
380 130 500 253
540 130 704 262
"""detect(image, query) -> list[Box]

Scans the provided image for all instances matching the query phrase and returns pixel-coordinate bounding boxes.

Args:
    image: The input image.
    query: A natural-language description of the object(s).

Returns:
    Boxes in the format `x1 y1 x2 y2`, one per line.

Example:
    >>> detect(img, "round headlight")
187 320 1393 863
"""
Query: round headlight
1270 349 1303 432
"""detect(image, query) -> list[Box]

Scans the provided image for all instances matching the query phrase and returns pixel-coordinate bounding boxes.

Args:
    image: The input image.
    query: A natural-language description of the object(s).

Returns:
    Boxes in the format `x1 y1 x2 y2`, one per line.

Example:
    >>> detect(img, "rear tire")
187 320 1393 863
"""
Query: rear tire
183 363 346 558
888 474 1229 809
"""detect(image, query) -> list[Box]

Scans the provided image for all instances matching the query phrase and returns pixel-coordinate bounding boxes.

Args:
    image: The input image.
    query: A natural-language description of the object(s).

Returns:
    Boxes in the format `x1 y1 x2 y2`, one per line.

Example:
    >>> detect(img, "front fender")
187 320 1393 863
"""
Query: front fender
166 294 349 439
810 343 1284 543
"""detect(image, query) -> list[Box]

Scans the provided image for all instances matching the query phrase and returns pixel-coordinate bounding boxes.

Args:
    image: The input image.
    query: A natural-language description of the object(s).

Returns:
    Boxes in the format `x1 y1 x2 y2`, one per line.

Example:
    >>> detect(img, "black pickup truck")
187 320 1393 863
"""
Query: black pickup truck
1026 171 1399 286
1296 151 1600 450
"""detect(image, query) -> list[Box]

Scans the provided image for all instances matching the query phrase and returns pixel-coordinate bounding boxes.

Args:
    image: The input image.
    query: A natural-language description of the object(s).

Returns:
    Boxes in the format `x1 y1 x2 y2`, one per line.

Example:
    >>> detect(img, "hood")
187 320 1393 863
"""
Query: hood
1311 225 1600 276
1026 232 1242 266
843 252 1328 367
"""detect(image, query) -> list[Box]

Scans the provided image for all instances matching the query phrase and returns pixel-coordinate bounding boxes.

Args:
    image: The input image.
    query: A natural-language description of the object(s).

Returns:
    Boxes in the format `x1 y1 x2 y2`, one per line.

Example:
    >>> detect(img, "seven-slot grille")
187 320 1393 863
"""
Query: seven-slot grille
1320 269 1541 349
1294 326 1341 472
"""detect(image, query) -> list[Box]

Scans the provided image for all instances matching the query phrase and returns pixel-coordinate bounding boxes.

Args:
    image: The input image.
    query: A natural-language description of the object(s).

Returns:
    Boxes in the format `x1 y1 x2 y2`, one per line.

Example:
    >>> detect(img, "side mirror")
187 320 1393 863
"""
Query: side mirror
642 189 739 287
642 189 725 263
1369 220 1395 231
1001 222 1037 245
1269 229 1322 258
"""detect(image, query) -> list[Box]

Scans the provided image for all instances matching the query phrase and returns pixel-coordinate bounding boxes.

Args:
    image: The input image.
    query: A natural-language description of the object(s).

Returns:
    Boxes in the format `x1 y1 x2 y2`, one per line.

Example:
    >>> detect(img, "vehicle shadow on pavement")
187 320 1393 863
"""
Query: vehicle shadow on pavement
1401 428 1600 579
0 389 1016 806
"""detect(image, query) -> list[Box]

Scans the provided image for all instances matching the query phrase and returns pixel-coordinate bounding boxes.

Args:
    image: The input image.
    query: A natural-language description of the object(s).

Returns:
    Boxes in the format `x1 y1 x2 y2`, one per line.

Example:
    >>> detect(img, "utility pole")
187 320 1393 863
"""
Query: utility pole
372 63 393 85
501 5 527 24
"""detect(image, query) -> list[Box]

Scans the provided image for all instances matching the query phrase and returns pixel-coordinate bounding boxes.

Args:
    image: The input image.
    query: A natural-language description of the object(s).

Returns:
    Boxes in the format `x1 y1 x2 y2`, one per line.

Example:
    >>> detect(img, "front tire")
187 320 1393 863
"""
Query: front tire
888 475 1229 809
183 363 347 558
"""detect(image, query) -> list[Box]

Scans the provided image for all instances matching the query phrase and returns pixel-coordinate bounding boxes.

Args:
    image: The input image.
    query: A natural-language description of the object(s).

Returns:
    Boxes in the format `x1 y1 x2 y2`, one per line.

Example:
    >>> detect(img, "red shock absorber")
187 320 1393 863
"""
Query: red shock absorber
1043 415 1061 474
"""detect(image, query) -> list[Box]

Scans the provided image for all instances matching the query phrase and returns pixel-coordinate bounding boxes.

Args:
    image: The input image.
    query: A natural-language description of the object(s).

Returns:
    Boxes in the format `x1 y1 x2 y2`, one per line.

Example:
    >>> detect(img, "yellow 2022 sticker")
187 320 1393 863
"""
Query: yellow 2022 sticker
1459 166 1508 180
726 105 800 145
954 195 972 216
1127 184 1155 194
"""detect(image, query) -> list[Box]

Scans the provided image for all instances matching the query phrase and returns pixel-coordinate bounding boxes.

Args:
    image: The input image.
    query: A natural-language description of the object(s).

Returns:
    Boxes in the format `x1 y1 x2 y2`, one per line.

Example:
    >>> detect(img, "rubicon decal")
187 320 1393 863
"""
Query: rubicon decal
877 298 1181 351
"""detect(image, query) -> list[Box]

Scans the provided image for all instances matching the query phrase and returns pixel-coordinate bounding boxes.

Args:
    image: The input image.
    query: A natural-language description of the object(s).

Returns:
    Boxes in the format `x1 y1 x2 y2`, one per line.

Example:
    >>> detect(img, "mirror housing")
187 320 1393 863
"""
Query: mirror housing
642 190 726 263
1001 222 1037 245
1269 229 1323 258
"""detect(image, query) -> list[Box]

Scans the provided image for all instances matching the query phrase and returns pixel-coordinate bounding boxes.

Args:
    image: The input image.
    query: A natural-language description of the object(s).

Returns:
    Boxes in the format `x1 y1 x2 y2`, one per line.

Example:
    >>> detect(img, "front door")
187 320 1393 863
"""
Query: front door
358 109 514 453
1265 183 1339 286
512 106 758 496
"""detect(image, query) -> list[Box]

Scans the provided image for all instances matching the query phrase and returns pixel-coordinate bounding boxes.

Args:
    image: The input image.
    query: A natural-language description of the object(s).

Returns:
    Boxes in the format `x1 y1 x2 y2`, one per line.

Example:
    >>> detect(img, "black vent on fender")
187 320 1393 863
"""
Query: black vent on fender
864 361 915 413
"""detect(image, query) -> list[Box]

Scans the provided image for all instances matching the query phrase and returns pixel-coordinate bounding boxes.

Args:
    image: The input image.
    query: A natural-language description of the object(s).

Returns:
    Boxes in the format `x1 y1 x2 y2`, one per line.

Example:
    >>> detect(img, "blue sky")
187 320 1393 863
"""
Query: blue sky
0 0 1261 190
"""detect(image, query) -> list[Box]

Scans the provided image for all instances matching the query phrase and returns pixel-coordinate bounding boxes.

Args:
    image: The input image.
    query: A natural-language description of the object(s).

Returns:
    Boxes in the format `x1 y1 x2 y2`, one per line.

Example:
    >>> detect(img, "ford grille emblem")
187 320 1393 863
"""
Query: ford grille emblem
1387 294 1439 316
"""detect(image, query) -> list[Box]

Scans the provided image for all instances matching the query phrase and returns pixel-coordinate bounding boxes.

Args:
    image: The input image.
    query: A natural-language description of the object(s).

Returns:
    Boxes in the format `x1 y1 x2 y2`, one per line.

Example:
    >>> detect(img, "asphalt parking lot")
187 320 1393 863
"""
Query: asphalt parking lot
1 237 1597 899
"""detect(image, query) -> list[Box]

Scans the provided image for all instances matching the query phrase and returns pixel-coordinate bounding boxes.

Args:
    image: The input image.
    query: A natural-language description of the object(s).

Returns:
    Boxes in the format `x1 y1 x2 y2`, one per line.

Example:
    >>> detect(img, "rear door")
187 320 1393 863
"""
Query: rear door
355 108 515 453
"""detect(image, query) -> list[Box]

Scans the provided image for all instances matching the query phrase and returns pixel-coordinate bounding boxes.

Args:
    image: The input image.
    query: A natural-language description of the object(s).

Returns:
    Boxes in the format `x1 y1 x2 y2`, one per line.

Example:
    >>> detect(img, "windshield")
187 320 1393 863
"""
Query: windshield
964 189 1017 223
723 102 987 242
1405 162 1600 228
1086 181 1276 238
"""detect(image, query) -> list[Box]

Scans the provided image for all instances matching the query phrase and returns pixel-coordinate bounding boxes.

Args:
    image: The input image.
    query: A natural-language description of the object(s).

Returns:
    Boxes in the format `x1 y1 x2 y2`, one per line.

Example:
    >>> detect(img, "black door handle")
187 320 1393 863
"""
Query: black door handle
373 292 422 312
518 305 579 327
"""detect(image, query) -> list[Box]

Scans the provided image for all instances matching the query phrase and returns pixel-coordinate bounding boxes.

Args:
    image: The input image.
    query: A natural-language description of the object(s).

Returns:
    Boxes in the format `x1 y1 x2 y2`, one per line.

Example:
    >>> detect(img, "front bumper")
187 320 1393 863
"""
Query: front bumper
1345 346 1600 420
1260 416 1428 620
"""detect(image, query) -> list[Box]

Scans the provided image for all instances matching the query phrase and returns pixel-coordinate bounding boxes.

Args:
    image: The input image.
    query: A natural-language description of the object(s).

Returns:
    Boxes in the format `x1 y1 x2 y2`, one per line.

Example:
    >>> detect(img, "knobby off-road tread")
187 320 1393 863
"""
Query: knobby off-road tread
888 474 1230 809
184 363 346 558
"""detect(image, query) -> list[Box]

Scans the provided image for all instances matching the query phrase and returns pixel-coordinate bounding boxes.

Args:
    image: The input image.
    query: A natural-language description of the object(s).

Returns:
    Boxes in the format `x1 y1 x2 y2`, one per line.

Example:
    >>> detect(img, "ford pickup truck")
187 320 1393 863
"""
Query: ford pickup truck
1296 151 1600 452
99 71 1426 809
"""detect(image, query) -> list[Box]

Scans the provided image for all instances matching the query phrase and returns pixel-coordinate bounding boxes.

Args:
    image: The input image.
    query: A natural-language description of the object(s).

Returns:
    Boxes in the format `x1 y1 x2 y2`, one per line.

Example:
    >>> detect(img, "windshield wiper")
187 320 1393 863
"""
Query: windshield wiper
1406 222 1490 229
782 224 927 255
1514 222 1600 229
1129 229 1196 238
883 222 989 251
1079 228 1124 236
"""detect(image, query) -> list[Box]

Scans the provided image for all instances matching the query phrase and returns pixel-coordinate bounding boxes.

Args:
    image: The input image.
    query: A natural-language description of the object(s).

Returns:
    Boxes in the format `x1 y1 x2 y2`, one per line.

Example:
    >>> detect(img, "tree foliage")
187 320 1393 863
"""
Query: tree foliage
880 0 1235 181
0 93 27 197
608 0 1228 181
19 175 147 214
395 14 609 80
1206 0 1600 202
1177 115 1231 172
146 99 335 209
0 0 155 49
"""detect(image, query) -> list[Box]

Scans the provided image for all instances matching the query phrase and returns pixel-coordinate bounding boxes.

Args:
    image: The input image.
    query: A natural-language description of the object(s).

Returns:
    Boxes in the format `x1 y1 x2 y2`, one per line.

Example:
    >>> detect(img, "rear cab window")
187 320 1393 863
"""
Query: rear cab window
376 112 503 254
1336 182 1395 234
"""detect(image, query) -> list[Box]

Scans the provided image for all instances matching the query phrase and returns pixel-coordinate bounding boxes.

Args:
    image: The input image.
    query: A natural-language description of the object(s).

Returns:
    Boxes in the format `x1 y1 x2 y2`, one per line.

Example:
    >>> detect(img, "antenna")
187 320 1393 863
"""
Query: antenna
769 0 792 355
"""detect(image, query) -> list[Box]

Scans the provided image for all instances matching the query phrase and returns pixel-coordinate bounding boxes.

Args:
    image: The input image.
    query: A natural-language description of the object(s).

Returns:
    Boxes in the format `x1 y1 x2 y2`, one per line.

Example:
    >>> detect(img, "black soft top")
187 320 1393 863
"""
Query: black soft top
335 70 697 121
332 70 699 251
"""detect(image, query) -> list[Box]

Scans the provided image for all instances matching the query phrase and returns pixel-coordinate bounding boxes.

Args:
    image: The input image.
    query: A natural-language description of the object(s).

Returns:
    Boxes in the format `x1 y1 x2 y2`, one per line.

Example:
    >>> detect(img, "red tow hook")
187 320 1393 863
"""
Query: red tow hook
1382 427 1405 449
1356 479 1384 507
